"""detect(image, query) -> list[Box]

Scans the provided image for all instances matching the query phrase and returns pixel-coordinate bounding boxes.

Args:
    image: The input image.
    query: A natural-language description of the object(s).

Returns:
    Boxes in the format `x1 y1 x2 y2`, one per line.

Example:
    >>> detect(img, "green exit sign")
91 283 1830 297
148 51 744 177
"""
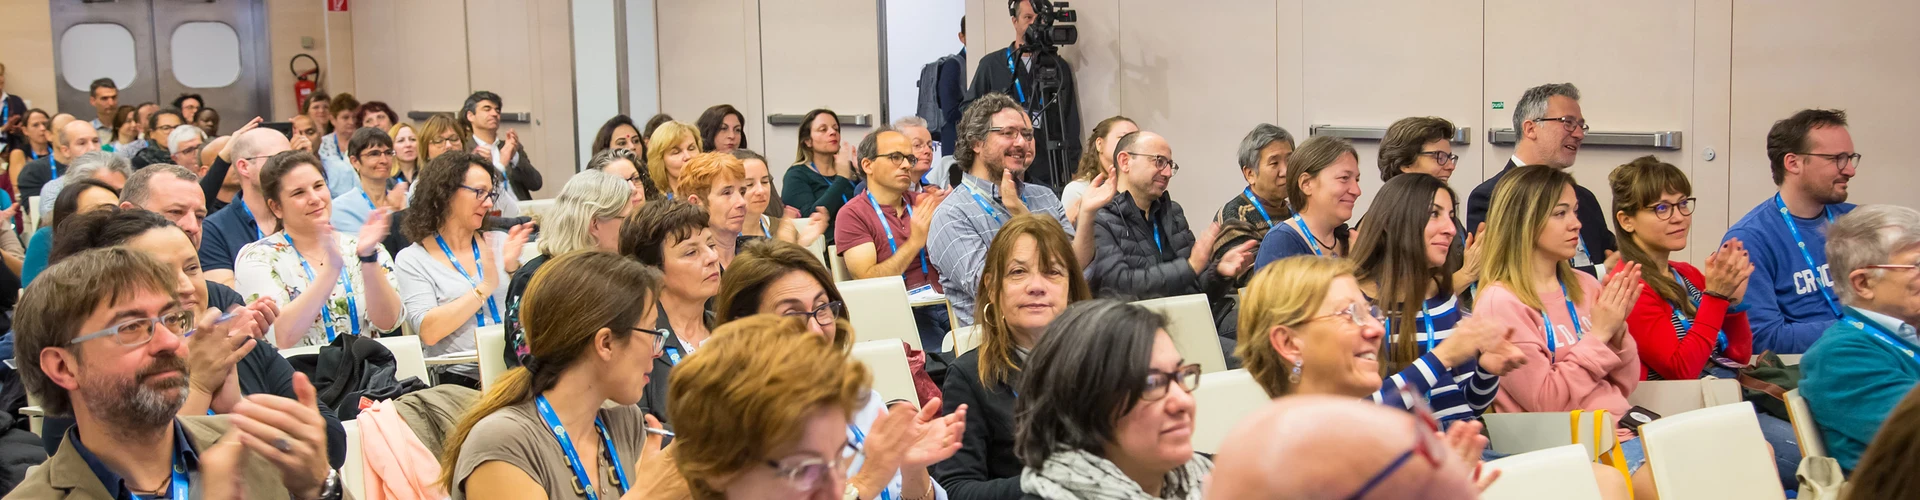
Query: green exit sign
1492 101 1505 110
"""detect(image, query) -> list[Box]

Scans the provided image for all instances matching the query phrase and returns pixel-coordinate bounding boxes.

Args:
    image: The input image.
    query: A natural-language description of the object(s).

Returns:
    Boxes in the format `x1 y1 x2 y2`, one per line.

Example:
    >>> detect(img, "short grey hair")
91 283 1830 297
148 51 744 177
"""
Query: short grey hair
1237 123 1295 171
69 151 133 182
167 124 206 154
537 170 632 257
120 163 199 207
892 116 930 131
1512 83 1581 133
1828 205 1920 305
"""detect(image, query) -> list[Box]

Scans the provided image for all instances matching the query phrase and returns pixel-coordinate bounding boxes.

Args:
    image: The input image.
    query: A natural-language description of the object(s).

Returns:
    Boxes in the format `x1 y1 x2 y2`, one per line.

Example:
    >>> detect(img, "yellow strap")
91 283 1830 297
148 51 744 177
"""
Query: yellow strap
1569 410 1583 445
1594 410 1634 500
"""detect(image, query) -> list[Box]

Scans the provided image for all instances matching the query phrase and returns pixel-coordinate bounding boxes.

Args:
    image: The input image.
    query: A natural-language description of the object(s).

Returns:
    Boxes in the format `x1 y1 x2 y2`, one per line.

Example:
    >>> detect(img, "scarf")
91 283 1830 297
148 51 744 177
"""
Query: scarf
1021 448 1212 500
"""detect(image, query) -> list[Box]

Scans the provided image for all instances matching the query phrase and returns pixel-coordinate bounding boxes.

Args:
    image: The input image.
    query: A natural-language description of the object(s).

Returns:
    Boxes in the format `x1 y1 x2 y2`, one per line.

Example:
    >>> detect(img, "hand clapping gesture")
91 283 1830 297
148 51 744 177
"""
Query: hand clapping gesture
1703 238 1754 305
1591 262 1643 348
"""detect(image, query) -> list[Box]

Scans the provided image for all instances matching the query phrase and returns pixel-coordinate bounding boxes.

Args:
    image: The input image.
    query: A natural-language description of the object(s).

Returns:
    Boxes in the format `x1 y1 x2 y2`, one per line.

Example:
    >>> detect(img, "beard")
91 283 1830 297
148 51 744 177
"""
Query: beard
78 353 190 431
1807 177 1850 205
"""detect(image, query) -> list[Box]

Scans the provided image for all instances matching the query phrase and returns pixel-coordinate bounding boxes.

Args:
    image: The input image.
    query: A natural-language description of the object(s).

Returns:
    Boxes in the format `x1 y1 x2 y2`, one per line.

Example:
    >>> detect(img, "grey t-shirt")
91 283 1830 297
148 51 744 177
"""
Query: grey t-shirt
452 402 652 500
392 236 509 359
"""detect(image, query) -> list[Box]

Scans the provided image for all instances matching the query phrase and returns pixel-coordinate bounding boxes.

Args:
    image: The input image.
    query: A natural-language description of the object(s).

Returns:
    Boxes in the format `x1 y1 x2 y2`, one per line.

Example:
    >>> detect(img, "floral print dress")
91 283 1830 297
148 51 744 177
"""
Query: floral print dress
235 231 400 347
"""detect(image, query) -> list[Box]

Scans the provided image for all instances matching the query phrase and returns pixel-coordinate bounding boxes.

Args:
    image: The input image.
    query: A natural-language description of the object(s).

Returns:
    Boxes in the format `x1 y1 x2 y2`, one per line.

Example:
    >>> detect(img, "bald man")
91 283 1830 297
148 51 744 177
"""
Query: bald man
1204 395 1480 500
199 127 289 286
18 119 103 199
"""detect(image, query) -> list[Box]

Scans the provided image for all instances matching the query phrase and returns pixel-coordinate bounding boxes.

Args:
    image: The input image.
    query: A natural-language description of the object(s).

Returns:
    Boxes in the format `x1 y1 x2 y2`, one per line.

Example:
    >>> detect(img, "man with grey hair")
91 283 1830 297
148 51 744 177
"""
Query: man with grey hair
893 115 940 190
1798 204 1920 473
166 123 207 173
37 150 132 221
119 163 208 245
1465 82 1614 277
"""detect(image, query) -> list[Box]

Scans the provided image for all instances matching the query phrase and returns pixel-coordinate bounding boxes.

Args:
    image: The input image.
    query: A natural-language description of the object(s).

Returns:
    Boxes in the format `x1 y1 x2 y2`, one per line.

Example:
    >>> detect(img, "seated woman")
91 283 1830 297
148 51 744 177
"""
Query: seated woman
644 121 701 196
620 199 721 423
23 178 121 286
932 214 1090 500
236 150 404 348
1254 136 1360 270
1344 173 1522 423
584 147 654 211
1012 299 1207 498
675 152 751 267
669 315 875 498
387 122 420 184
441 251 670 499
503 170 634 369
1801 205 1920 474
734 149 828 247
392 152 534 386
1473 165 1652 497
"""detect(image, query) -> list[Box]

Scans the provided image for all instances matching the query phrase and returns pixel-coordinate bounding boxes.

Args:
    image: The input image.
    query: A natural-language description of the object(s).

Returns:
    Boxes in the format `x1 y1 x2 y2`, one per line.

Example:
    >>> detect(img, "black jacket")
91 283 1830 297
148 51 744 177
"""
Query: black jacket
932 350 1023 500
1465 159 1617 276
500 145 544 201
966 45 1082 190
1088 191 1229 303
639 303 711 427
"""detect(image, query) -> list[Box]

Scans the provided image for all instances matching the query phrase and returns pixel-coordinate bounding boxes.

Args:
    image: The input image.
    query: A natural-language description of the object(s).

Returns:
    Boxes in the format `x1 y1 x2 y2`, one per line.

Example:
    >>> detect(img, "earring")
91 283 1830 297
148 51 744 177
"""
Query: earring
1289 358 1302 384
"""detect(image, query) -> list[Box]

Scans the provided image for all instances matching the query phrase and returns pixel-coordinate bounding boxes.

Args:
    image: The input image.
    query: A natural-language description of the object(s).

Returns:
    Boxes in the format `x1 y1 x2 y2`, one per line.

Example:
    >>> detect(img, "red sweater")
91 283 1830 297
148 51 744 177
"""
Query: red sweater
1621 261 1754 380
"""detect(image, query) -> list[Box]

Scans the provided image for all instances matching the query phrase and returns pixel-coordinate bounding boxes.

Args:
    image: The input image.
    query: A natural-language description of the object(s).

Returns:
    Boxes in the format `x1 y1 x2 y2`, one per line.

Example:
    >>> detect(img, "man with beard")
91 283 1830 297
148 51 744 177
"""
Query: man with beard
928 93 1103 327
10 247 339 499
1724 109 1861 354
1464 82 1615 277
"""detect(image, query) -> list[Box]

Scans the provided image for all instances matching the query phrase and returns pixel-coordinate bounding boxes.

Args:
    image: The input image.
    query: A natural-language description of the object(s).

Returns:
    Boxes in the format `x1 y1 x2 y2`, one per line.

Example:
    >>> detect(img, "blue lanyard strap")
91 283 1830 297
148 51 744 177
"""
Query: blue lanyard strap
1773 193 1841 316
1842 309 1920 366
48 156 58 179
1152 220 1165 254
961 181 1005 224
1291 217 1325 257
866 192 928 275
846 424 895 500
361 190 377 211
535 395 629 500
436 235 502 326
1543 280 1584 356
285 234 360 342
1243 187 1273 225
1666 267 1727 353
235 199 266 240
760 215 771 237
1006 50 1025 106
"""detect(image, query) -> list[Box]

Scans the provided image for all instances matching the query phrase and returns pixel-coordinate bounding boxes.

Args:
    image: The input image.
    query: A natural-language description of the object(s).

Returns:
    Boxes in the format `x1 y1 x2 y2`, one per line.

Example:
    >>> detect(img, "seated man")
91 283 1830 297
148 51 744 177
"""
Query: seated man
1800 205 1920 473
200 128 290 286
1088 131 1254 301
1726 109 1861 353
838 127 952 349
18 119 103 200
165 124 207 176
10 247 338 499
1204 395 1482 500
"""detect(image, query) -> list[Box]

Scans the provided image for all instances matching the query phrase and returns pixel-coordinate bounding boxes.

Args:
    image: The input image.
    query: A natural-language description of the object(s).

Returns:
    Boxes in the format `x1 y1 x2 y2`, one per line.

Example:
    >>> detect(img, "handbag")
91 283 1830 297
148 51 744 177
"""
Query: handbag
1570 409 1634 500
1737 351 1800 422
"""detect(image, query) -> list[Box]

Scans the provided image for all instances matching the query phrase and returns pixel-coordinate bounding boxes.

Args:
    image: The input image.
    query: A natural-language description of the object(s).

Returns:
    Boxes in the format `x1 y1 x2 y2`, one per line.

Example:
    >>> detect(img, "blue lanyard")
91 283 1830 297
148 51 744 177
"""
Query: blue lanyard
235 199 266 240
1152 220 1165 253
47 156 58 179
1385 301 1442 354
360 190 377 211
1542 280 1584 357
1842 309 1920 366
27 148 43 161
866 192 927 275
1667 267 1727 353
1243 187 1273 225
285 234 360 342
759 215 771 237
132 440 191 500
810 161 851 205
1291 217 1326 257
846 424 895 500
961 182 1006 224
1006 50 1025 106
436 235 502 326
1773 194 1841 316
534 395 629 500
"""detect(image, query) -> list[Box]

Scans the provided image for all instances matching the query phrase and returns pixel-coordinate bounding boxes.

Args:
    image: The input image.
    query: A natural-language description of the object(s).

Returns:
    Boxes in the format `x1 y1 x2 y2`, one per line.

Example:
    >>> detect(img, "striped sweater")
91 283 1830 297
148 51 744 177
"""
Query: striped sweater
1370 293 1501 424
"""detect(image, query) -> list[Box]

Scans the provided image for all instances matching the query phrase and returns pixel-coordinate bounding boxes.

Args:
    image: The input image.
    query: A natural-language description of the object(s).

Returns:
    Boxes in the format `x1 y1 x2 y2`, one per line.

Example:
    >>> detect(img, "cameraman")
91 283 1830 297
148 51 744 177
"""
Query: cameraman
967 0 1082 192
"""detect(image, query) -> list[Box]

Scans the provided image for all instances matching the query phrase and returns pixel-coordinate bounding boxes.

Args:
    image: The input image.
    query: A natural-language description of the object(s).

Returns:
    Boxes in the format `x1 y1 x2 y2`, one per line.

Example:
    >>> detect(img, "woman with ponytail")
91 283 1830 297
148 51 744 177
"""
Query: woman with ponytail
441 251 670 499
1060 116 1136 224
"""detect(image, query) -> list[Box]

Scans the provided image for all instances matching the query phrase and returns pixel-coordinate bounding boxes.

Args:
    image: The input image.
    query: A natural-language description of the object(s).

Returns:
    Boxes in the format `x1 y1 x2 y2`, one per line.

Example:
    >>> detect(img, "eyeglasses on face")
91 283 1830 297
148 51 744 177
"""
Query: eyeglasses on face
873 152 914 165
1143 363 1203 401
432 136 463 147
631 326 668 353
782 301 846 327
765 441 860 491
1126 152 1181 174
1417 151 1459 165
1532 116 1590 132
988 126 1035 141
1644 197 1697 220
1306 302 1385 328
356 149 394 159
1344 388 1445 499
69 308 198 347
457 185 500 203
1794 151 1862 170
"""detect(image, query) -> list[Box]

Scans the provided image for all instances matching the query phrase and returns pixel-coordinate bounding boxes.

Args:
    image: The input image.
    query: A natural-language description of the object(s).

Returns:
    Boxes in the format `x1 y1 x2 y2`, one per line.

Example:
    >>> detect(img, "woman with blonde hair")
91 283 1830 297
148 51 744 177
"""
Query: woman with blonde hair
1061 116 1136 224
387 122 421 184
418 113 469 165
645 120 702 196
441 251 670 499
501 170 635 369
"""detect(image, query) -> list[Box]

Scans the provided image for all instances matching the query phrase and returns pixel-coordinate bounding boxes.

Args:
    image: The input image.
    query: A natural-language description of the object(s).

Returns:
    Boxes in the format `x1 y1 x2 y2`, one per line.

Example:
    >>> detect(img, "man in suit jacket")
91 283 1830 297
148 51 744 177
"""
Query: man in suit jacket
1465 82 1616 276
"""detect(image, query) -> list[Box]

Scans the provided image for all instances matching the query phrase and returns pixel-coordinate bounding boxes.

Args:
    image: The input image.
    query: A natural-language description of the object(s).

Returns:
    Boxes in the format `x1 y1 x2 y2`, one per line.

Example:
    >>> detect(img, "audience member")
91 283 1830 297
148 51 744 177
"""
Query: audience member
10 247 333 499
1843 385 1920 500
358 101 398 132
0 64 25 143
696 104 747 154
1090 130 1254 306
301 92 330 134
935 16 967 153
388 122 421 184
193 107 221 138
1202 395 1486 500
86 78 118 139
676 152 751 266
463 91 544 212
1725 109 1861 353
173 93 204 125
316 92 362 196
929 93 1095 327
104 105 142 159
35 149 131 222
1213 124 1295 265
235 150 404 347
643 120 700 196
782 109 859 240
18 118 102 199
165 124 207 175
590 114 642 155
1378 117 1459 183
118 163 208 245
1800 204 1920 473
22 175 122 286
1013 300 1208 499
1061 116 1135 225
667 315 872 499
1466 83 1615 277
330 127 401 234
289 115 322 155
583 147 651 212
838 128 953 348
129 108 180 169
1254 136 1359 268
617 200 719 423
394 151 533 386
419 113 466 165
440 251 670 500
734 149 827 247
966 0 1082 190
5 109 52 185
502 170 633 369
933 214 1090 499
200 127 291 286
640 113 674 152
893 115 938 191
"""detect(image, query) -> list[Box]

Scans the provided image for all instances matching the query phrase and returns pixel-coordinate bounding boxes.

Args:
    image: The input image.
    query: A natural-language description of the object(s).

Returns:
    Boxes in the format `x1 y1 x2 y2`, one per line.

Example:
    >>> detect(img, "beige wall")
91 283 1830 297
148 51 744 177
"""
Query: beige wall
267 0 355 119
0 0 57 115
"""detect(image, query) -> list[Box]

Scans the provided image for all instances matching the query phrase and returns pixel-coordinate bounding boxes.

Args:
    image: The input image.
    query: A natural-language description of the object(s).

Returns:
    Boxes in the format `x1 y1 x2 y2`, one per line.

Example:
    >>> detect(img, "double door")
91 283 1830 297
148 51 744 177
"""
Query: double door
51 0 271 134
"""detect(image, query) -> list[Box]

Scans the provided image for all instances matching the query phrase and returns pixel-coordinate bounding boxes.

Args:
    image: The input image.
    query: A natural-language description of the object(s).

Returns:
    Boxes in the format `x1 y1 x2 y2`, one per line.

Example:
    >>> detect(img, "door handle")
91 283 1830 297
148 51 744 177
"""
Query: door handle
768 113 873 127
1310 125 1472 145
1488 129 1681 150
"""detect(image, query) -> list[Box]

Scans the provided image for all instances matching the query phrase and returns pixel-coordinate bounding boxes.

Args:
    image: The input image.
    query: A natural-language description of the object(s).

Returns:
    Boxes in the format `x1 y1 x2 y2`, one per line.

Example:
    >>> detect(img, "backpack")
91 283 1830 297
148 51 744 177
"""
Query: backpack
916 52 964 131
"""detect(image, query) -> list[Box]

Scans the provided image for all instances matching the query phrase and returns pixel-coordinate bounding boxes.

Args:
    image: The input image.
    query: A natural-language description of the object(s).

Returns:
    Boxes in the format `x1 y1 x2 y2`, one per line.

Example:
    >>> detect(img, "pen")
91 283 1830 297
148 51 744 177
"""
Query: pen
644 427 675 437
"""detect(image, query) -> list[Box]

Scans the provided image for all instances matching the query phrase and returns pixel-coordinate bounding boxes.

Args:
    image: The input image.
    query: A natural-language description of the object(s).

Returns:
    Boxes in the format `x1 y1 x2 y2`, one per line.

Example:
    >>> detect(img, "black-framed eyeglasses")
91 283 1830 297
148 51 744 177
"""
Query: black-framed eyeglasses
356 148 393 159
1532 116 1590 132
1417 151 1459 165
1645 197 1697 220
152 124 178 135
988 126 1035 141
782 301 846 327
457 185 500 203
1126 152 1181 173
1794 151 1862 170
632 326 667 353
1143 363 1202 402
69 308 198 347
1344 388 1444 500
764 441 860 492
873 152 914 165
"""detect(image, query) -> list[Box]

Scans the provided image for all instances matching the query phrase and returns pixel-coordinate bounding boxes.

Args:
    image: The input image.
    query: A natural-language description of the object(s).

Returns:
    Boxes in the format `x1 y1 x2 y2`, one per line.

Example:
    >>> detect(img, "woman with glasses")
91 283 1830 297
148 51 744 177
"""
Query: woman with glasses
441 251 672 500
619 199 720 424
1253 137 1361 270
419 113 469 165
389 122 421 184
1013 299 1208 499
934 214 1090 500
585 147 654 212
669 315 876 498
644 121 701 196
591 114 644 156
329 127 403 235
394 151 534 386
502 170 633 370
697 104 748 154
235 150 404 348
734 149 829 248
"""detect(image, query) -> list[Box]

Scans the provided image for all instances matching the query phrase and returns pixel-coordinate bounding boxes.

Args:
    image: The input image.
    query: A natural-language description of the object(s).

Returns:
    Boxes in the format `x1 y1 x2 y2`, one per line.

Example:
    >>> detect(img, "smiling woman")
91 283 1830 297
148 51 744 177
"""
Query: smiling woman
1254 136 1361 270
234 150 405 348
393 151 533 386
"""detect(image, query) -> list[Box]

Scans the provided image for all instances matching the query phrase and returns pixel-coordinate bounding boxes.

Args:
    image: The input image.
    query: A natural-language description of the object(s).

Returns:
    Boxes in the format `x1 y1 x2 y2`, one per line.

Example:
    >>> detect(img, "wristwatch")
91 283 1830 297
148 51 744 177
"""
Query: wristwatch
358 251 379 263
316 468 343 500
843 484 861 500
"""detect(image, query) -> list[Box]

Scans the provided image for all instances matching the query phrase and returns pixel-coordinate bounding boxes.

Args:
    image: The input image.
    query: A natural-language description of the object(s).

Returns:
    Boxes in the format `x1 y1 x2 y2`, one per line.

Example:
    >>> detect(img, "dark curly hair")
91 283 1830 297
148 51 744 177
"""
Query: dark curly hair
695 104 748 153
258 150 329 228
403 151 501 243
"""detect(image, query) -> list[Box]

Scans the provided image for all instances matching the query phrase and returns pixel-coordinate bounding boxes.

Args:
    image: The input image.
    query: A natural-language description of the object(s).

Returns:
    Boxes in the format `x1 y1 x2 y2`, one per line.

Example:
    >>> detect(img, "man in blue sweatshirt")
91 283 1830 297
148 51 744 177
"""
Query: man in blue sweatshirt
1724 109 1859 353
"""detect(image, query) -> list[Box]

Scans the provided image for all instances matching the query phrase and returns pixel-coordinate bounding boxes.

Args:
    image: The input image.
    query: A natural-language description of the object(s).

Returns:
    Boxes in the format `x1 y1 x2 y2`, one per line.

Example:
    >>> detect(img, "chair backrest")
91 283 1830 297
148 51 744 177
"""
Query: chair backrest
477 324 509 389
838 276 923 350
1129 294 1228 373
1640 401 1786 500
947 325 982 354
24 195 40 235
1785 389 1828 458
1626 378 1743 417
1482 411 1617 458
850 340 919 406
1188 369 1271 454
278 344 323 360
373 336 431 383
829 244 850 282
1481 445 1607 500
341 419 365 500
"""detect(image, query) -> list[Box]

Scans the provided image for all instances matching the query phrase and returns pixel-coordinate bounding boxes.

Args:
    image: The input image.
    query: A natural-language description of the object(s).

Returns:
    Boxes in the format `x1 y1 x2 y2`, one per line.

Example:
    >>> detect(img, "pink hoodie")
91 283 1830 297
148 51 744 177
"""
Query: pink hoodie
1479 272 1641 416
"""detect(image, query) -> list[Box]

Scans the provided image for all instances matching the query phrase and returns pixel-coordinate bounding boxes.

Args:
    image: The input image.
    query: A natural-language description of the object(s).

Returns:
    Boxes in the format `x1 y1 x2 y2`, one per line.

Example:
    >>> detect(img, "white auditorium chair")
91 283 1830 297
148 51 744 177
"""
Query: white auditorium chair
478 323 509 389
1482 411 1617 458
1785 389 1828 458
372 335 431 384
838 276 922 350
24 196 40 235
517 198 556 221
1480 445 1607 500
341 419 365 500
1626 378 1743 417
1130 294 1228 373
850 340 919 406
278 343 323 360
829 244 850 282
1640 401 1786 499
1188 369 1270 454
946 325 982 354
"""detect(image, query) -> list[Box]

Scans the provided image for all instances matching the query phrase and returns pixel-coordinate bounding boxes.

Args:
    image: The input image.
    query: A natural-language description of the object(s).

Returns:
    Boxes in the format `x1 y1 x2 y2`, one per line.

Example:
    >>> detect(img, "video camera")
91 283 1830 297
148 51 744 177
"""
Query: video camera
1013 0 1077 54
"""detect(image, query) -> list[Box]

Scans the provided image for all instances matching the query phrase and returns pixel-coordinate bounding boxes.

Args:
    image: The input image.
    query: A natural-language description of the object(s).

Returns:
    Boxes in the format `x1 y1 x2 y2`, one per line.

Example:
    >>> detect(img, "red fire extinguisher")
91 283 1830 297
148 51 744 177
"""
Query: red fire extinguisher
291 54 322 110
